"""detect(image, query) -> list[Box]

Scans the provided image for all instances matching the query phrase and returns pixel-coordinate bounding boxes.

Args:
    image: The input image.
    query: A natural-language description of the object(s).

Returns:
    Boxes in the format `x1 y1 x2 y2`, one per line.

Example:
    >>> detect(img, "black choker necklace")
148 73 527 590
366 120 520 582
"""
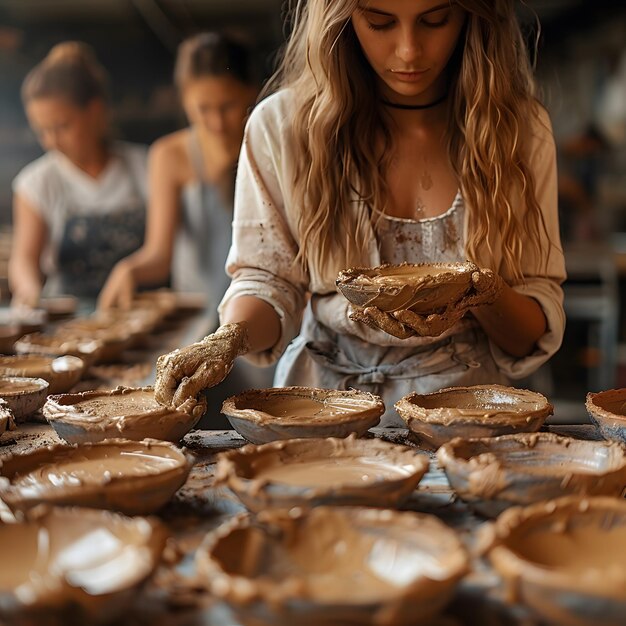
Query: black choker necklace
381 92 448 110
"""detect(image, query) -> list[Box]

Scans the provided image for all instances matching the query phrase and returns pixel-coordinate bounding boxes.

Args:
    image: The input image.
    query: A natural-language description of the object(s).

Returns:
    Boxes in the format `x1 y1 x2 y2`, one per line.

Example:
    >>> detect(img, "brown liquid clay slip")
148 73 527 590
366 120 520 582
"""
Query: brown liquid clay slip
437 432 626 517
43 386 206 444
221 386 385 444
0 375 49 422
196 506 469 626
0 506 166 623
215 435 429 512
395 384 553 449
0 438 193 516
585 388 626 444
0 354 85 394
487 496 626 626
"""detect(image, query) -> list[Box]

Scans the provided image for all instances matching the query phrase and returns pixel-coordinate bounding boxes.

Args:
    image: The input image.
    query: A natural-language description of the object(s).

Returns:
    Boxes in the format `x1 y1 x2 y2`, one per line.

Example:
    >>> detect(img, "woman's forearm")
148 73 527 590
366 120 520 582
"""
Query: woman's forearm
471 283 547 358
121 247 171 287
8 256 42 306
220 295 281 354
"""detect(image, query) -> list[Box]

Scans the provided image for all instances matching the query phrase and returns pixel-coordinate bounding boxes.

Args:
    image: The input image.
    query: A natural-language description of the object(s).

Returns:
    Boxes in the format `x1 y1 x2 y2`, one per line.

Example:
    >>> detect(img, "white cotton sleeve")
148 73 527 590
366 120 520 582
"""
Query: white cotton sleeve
488 107 567 379
218 93 308 366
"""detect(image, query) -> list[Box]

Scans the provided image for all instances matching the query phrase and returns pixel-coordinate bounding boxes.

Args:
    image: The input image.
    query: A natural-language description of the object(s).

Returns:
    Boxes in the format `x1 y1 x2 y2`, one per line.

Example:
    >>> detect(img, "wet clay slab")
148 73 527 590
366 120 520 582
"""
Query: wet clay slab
396 385 553 449
221 386 385 444
0 354 85 394
586 388 626 444
215 436 429 512
0 507 166 623
437 433 626 517
488 496 626 626
197 506 469 626
0 375 49 421
43 386 206 444
336 261 476 313
0 438 193 515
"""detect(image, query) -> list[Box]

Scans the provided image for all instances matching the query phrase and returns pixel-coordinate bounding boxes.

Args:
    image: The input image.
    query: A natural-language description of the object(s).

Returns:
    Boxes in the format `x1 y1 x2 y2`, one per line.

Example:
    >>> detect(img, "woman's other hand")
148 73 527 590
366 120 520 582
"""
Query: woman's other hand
98 261 136 310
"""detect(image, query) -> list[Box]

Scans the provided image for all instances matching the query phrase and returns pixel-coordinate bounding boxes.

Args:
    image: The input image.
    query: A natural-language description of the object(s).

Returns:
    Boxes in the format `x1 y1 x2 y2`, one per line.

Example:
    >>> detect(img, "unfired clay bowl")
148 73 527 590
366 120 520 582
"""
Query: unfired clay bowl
215 435 429 512
488 496 626 626
0 376 49 421
336 261 477 313
0 506 166 623
40 295 79 319
14 332 104 369
395 385 553 449
197 506 469 626
437 433 626 517
0 354 85 394
586 388 626 444
43 386 206 444
221 386 385 444
0 438 193 515
56 319 135 363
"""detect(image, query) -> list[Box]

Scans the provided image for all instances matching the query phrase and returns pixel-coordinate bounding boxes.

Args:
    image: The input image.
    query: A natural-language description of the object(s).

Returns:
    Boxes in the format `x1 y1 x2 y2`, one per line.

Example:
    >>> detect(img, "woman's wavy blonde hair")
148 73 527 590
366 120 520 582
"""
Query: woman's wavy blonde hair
264 0 552 285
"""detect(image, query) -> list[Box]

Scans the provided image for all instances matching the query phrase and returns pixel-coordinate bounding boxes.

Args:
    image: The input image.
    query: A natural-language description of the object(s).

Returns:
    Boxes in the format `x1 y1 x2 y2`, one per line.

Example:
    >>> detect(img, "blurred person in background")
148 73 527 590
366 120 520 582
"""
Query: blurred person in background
99 32 257 331
9 42 148 305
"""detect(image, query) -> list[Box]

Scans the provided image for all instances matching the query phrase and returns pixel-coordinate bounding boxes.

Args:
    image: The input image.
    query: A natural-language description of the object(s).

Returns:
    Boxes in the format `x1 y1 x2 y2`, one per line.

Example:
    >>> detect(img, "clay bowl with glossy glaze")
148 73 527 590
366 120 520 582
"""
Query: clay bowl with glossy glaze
437 433 626 517
215 435 429 512
0 354 85 394
396 385 553 449
43 386 206 444
336 261 477 313
585 388 626 444
221 386 385 444
487 496 626 626
197 506 469 626
14 332 104 369
0 506 166 623
0 376 49 421
0 438 193 515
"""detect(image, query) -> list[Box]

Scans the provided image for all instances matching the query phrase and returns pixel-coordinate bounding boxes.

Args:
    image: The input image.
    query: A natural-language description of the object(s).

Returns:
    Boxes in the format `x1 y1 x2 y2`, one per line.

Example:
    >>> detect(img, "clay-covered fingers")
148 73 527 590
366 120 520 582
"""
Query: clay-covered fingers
393 307 465 337
470 269 503 300
349 305 416 339
171 360 232 408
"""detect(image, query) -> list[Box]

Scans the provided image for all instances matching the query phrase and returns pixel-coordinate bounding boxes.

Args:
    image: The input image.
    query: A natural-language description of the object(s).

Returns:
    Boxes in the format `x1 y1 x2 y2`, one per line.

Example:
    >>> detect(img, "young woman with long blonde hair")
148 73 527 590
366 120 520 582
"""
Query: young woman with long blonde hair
156 0 565 426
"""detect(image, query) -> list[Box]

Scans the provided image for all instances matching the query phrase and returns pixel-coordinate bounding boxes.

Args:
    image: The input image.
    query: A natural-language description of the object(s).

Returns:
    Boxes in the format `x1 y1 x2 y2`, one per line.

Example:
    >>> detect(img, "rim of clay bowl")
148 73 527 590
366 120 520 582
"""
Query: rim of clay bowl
437 432 626 502
197 506 469 610
488 496 626 598
396 385 553 428
215 435 429 508
221 386 385 427
0 438 194 514
335 261 477 312
586 388 626 423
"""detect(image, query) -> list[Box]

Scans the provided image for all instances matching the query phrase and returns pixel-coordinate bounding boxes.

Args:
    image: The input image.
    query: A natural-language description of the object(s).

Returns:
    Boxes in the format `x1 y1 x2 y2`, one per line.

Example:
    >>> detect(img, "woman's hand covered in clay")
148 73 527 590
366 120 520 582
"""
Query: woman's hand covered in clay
155 322 250 408
350 269 504 339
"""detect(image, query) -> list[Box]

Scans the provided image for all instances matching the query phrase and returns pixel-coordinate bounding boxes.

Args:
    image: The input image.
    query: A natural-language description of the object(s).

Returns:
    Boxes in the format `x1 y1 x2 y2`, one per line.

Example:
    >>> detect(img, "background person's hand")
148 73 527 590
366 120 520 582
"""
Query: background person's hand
98 262 136 310
10 281 41 309
154 322 250 409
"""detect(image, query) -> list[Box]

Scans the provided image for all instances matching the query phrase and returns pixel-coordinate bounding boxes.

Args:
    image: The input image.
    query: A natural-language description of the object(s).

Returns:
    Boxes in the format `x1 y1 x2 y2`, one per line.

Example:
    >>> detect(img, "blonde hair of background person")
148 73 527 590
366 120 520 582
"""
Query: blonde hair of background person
158 0 566 425
98 32 257 310
9 41 147 305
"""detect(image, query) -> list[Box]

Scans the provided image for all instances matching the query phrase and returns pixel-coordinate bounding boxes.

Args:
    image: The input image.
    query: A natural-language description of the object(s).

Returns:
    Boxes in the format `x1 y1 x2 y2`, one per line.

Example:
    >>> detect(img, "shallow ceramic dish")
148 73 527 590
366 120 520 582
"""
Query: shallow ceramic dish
221 386 385 444
0 354 85 394
437 433 626 517
0 438 193 515
487 496 626 626
395 385 552 449
585 388 626 444
336 262 477 313
56 320 135 363
215 436 429 512
197 506 469 626
0 506 166 623
14 332 104 369
0 376 49 421
43 385 206 444
39 295 79 319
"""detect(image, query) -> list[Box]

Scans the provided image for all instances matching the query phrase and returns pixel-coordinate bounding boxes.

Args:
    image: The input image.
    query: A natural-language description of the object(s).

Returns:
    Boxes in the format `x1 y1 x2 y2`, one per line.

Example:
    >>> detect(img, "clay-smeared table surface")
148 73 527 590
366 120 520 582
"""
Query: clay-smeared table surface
0 421 604 626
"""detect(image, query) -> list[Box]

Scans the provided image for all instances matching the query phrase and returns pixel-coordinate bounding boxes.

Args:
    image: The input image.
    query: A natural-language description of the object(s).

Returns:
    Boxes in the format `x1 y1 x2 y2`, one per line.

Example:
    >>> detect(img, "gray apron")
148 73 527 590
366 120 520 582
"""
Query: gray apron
52 153 146 298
